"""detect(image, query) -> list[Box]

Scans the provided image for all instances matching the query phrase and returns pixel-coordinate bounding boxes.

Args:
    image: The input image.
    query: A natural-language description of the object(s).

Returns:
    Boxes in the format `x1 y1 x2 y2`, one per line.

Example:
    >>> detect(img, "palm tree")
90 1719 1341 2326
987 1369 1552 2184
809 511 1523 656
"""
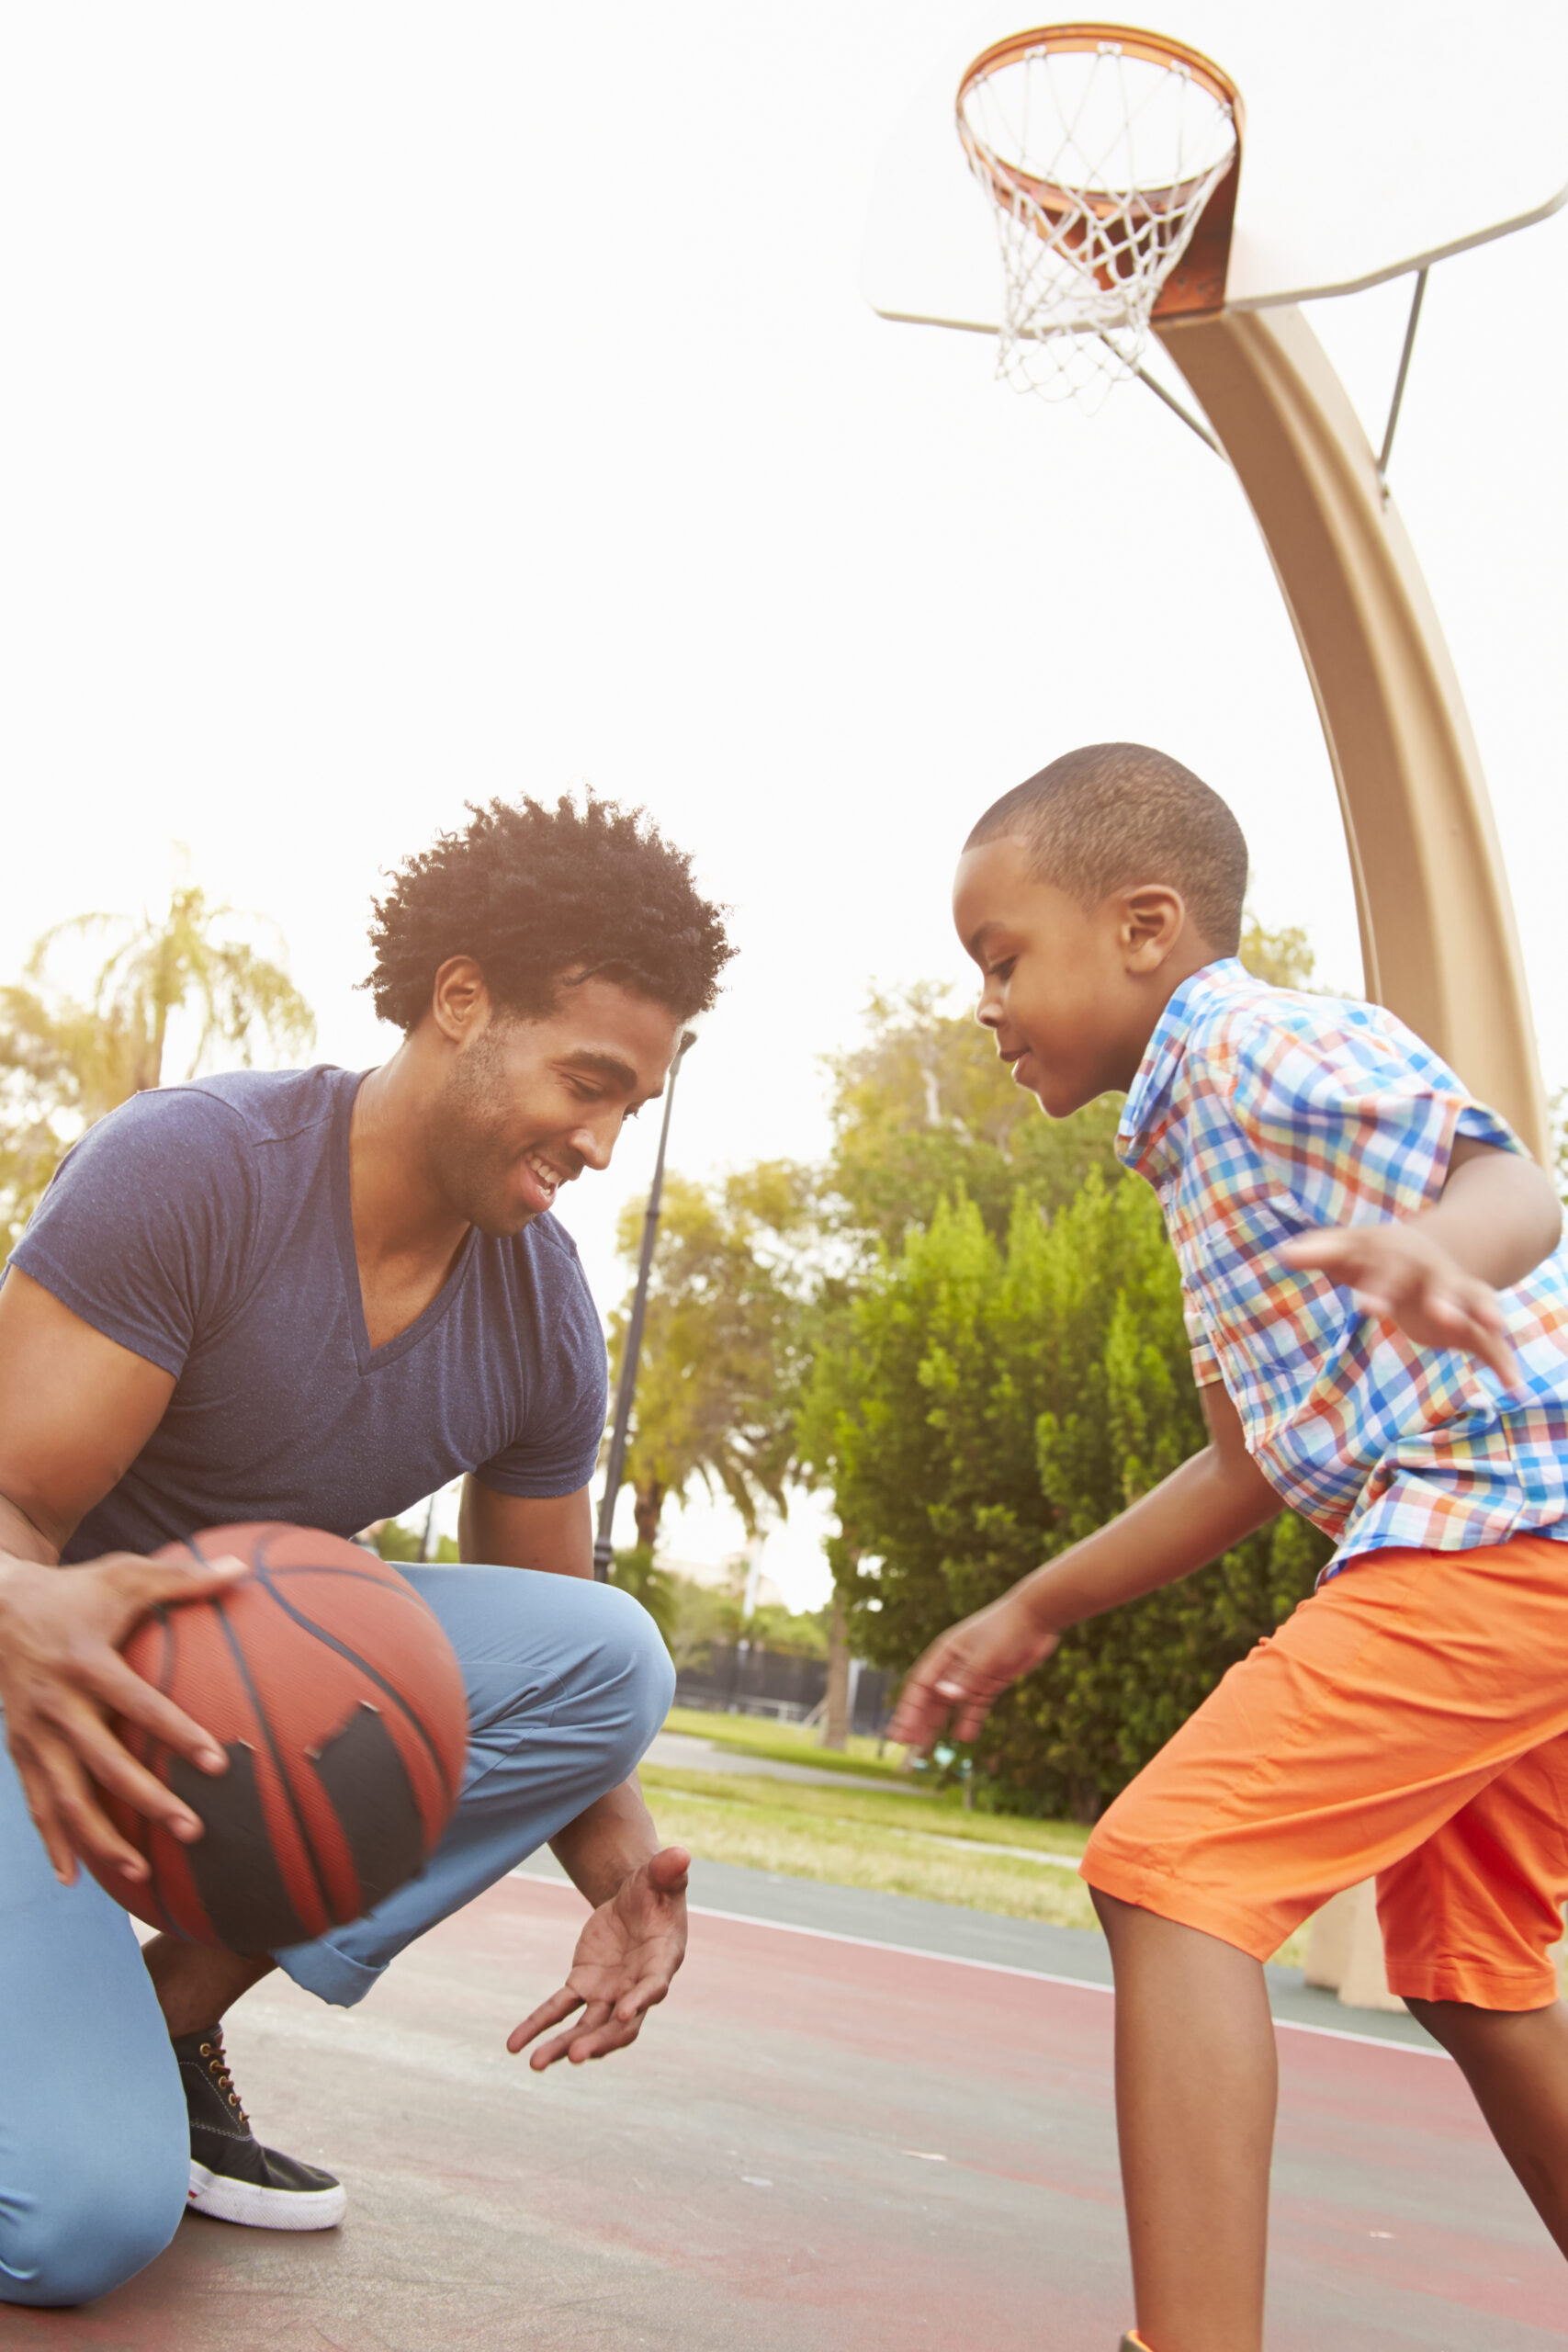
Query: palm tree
606 1162 816 1551
0 876 314 1248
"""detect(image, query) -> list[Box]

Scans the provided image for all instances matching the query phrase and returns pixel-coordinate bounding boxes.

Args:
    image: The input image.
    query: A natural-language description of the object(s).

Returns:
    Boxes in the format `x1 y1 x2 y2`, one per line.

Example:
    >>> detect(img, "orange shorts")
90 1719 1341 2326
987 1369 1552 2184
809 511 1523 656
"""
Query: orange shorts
1080 1532 1568 2009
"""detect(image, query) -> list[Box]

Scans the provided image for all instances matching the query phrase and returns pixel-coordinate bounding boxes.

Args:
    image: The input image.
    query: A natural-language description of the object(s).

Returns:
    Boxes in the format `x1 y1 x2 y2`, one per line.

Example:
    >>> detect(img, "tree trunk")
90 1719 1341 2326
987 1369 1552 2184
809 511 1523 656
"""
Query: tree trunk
822 1596 851 1752
633 1478 665 1551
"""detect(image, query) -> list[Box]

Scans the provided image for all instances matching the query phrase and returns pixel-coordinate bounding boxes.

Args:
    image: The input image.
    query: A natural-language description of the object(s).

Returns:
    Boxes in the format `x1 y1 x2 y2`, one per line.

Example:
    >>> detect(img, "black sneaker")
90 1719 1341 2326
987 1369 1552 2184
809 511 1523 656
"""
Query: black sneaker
175 2026 347 2232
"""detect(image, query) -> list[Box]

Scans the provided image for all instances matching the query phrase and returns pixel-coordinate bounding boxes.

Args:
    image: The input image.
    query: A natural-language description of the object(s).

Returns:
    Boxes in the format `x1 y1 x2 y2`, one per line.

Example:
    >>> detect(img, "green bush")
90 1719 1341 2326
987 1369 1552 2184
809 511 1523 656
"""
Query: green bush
374 1518 459 1566
800 1175 1329 1819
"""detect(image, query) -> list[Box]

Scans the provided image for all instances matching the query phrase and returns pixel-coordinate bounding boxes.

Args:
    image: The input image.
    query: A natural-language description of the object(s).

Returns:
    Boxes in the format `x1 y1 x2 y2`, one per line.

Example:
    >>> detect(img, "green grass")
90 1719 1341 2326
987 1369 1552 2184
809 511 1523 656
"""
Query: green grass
640 1765 1100 1929
643 1763 1090 1855
641 1758 1324 1966
660 1702 918 1783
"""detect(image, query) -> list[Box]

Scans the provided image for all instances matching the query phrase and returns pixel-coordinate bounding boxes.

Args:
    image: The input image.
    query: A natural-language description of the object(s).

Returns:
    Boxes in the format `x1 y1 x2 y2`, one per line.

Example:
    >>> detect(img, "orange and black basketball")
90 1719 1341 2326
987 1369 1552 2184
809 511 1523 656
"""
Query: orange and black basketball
101 1522 469 1951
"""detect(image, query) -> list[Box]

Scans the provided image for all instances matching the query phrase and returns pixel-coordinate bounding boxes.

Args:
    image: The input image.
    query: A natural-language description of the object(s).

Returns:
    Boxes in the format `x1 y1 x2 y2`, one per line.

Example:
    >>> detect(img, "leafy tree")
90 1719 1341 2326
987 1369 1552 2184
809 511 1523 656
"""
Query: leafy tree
660 1573 744 1673
1237 915 1321 992
798 1177 1329 1818
608 1544 678 1650
1 879 314 1249
820 983 1121 1253
608 1160 817 1548
373 1517 460 1566
648 1566 829 1674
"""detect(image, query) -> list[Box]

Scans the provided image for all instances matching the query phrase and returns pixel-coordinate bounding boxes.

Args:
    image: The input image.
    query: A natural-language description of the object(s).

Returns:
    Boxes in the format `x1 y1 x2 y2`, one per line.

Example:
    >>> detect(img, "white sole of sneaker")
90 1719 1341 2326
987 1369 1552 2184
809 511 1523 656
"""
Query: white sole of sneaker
187 2161 347 2232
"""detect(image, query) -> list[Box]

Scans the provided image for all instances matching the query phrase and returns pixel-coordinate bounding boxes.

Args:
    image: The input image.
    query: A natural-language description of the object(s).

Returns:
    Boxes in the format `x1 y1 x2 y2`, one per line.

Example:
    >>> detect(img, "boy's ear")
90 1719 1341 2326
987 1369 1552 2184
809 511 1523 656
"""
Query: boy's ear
1117 885 1188 973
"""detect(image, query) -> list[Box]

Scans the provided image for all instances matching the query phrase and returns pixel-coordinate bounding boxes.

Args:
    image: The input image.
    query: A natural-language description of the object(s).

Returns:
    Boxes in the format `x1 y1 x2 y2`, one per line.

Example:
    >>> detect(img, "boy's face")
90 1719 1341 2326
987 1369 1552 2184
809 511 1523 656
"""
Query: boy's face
952 835 1193 1118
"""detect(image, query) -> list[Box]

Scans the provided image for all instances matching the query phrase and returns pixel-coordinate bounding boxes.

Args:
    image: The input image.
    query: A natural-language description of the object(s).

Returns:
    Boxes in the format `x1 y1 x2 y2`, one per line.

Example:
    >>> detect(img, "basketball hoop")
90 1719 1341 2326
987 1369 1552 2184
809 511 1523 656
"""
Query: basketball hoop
956 24 1243 409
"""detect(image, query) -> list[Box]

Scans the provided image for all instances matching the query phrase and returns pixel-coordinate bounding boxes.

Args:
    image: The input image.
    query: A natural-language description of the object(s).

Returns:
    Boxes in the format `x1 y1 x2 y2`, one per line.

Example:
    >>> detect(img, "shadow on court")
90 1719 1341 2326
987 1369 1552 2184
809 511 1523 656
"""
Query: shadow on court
2 1867 1562 2351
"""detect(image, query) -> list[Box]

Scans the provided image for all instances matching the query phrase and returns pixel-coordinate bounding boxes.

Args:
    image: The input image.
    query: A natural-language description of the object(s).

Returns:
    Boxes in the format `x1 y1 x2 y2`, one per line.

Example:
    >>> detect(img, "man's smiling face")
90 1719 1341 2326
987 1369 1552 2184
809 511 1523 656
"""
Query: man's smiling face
434 971 682 1236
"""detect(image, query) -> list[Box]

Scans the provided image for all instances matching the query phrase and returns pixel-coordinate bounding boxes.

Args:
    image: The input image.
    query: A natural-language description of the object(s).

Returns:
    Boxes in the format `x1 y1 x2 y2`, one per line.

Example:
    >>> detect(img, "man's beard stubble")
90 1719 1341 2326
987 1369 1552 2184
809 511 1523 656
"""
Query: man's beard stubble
430 1025 531 1238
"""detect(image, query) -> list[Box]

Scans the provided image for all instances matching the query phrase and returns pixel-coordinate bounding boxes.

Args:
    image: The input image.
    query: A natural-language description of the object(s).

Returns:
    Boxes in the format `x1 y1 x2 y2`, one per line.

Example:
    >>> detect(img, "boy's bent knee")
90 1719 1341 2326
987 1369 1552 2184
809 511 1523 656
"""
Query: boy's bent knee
0 2165 187 2307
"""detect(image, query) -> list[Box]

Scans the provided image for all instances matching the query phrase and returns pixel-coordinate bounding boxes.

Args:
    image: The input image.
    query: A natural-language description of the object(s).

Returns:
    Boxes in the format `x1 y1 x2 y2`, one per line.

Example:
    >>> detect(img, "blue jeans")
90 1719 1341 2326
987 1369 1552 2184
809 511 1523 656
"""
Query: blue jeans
0 1567 671 2307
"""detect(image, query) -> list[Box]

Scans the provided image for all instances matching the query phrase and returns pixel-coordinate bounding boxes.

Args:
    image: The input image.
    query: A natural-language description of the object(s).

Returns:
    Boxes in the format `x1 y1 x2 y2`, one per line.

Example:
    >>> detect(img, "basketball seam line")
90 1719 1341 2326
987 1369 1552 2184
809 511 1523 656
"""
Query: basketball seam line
187 1535 336 1938
134 1604 179 1939
248 1539 457 1806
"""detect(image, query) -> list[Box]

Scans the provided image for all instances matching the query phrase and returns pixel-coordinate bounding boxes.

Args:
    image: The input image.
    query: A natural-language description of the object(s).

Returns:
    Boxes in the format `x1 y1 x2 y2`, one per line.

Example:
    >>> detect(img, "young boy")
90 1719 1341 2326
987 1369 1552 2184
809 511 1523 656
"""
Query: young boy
889 743 1568 2352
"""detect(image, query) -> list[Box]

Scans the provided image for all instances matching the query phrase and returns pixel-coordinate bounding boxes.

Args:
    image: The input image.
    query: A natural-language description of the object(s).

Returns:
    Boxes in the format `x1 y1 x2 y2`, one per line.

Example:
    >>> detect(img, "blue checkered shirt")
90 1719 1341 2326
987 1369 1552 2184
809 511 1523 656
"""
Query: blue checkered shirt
1116 959 1568 1570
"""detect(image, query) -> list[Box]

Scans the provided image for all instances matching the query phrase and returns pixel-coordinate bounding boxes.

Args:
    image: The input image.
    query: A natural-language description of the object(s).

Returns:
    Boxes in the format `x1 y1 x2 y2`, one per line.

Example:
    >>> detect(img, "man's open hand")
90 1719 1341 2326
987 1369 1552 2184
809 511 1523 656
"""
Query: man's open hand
507 1845 690 2070
1278 1222 1520 1390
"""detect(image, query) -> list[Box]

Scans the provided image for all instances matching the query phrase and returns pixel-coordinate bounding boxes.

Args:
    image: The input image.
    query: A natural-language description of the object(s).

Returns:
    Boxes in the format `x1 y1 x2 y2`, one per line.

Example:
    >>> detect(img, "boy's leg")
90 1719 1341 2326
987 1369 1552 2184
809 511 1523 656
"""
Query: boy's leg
1381 1731 1568 2255
0 1734 190 2306
1080 1535 1568 2350
1404 1999 1568 2254
275 1566 673 2007
1092 1893 1274 2352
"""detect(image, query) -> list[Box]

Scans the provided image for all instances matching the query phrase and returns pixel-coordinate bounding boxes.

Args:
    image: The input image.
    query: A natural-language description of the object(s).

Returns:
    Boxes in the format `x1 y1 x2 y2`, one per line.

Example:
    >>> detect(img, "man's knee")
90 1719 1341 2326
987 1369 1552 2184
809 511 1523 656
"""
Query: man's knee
593 1584 675 1775
0 2155 186 2307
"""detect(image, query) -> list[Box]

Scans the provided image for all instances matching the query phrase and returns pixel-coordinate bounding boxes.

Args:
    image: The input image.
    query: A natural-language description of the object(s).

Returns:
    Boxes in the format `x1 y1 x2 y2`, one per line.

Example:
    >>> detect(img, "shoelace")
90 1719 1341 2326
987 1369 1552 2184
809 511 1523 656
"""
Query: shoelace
197 2031 251 2127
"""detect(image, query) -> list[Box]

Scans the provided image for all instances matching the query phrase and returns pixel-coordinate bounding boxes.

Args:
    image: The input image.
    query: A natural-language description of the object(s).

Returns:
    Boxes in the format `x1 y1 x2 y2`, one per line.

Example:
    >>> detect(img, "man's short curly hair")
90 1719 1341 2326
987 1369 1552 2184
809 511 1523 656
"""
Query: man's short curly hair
363 794 734 1032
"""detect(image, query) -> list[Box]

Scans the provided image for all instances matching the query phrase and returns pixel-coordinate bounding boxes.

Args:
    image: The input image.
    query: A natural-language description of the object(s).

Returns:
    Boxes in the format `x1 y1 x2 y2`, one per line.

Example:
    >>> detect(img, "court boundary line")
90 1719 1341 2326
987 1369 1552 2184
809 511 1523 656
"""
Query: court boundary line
506 1868 1448 2059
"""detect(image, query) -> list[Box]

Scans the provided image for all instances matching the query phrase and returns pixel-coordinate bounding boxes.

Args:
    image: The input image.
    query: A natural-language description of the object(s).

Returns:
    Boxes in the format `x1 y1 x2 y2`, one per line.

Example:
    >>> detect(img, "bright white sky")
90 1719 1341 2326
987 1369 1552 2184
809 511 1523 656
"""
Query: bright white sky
4 5 1564 1605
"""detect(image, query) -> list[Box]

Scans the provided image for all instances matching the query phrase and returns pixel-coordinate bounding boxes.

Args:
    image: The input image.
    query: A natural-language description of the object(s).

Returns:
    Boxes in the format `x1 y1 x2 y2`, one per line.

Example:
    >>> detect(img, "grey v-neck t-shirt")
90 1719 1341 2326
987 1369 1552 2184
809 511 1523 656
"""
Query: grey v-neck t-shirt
8 1066 608 1562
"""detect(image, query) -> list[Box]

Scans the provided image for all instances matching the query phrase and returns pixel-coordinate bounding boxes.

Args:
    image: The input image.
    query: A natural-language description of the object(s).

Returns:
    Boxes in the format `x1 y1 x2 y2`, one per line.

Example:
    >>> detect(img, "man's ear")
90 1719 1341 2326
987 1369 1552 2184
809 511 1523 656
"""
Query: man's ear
429 956 492 1046
1118 885 1187 974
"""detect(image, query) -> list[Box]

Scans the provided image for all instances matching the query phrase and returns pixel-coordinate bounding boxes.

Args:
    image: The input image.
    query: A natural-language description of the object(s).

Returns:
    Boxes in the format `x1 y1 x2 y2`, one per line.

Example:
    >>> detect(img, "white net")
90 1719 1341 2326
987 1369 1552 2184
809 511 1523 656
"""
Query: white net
958 35 1238 410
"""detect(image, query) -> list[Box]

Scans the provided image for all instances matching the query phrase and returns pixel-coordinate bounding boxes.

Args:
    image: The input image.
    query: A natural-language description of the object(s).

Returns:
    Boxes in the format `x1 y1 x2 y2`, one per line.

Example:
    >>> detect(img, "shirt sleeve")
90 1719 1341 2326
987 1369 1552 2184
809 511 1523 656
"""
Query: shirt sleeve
1212 1002 1524 1232
471 1242 609 1499
1182 1283 1222 1384
6 1089 257 1378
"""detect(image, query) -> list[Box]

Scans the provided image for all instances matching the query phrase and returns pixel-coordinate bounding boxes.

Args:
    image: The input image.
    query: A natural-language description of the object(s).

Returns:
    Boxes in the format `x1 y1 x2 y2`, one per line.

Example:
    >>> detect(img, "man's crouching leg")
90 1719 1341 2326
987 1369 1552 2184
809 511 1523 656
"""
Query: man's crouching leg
275 1565 675 2008
0 1747 189 2306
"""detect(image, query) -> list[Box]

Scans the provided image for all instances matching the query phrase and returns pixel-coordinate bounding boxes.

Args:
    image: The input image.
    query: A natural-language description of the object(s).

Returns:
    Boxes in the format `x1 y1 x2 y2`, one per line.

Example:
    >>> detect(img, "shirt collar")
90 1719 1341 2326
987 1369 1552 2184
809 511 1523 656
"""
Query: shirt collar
1115 957 1253 1181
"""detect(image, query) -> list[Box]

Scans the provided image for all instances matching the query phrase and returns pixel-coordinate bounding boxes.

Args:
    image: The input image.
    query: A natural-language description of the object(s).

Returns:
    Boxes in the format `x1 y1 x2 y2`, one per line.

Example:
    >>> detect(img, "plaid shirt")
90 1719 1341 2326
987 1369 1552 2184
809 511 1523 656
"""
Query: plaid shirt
1117 959 1568 1570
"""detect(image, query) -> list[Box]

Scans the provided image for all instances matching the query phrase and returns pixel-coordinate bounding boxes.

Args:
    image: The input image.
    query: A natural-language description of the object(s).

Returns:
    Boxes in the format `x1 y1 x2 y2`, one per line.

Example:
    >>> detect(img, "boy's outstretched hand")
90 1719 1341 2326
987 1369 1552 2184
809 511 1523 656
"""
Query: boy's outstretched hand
1278 1222 1520 1391
888 1586 1062 1750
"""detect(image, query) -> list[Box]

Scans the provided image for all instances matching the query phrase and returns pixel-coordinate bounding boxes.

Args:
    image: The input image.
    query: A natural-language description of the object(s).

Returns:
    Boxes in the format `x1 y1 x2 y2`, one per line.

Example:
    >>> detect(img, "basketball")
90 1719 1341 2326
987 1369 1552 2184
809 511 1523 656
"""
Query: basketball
99 1522 469 1951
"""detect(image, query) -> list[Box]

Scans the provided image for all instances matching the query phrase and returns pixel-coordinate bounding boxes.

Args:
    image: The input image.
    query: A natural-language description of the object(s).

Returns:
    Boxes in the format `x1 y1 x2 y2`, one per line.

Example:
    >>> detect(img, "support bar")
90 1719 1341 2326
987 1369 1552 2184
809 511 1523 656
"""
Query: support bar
1155 304 1547 1159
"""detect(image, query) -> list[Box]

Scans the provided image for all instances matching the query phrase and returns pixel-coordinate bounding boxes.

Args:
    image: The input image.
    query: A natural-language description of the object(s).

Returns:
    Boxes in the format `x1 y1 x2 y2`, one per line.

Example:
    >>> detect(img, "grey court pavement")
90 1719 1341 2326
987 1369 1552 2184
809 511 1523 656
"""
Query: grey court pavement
3 1860 1557 2350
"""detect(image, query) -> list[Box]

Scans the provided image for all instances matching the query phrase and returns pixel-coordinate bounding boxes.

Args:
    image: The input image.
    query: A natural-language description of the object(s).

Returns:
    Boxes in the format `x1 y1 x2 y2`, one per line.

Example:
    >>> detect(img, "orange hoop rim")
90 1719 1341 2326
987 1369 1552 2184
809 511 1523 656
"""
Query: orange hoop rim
957 21 1245 226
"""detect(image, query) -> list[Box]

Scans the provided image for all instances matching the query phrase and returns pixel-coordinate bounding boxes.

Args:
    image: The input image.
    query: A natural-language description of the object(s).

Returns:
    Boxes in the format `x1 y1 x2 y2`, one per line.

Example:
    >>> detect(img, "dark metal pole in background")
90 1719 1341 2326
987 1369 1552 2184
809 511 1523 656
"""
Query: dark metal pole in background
592 1030 693 1581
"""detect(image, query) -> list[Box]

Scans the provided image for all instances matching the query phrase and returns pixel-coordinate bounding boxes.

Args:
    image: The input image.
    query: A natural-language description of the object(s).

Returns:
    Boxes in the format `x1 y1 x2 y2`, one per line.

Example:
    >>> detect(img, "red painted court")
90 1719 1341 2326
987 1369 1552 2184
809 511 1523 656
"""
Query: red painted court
2 1871 1562 2350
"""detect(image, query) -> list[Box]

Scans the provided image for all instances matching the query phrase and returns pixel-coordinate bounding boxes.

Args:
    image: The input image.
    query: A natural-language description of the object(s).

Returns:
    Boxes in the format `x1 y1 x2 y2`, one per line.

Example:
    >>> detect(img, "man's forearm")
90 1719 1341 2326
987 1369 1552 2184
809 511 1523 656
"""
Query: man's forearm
1017 1441 1279 1634
548 1775 662 1905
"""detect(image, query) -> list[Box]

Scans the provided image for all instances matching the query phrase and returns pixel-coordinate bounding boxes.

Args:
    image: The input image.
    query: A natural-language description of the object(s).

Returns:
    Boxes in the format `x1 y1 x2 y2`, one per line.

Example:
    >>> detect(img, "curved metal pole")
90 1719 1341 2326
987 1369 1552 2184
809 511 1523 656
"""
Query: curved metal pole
1155 303 1549 1163
592 1031 692 1581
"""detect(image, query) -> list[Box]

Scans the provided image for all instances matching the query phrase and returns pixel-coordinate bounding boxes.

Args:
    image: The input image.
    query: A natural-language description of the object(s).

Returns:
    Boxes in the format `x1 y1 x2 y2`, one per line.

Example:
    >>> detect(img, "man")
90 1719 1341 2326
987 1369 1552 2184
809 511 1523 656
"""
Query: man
0 791 731 2305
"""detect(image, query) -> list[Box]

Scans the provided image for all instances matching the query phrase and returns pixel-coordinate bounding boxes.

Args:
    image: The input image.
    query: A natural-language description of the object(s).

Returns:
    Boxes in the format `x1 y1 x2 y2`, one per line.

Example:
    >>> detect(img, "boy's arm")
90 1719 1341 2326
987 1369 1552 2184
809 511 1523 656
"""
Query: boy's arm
888 1381 1279 1748
1277 1136 1562 1391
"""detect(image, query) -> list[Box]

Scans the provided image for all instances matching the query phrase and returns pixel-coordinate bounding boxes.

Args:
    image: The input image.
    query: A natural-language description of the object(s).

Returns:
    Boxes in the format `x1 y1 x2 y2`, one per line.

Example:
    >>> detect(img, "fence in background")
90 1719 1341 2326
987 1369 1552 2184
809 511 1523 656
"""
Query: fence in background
673 1643 893 1736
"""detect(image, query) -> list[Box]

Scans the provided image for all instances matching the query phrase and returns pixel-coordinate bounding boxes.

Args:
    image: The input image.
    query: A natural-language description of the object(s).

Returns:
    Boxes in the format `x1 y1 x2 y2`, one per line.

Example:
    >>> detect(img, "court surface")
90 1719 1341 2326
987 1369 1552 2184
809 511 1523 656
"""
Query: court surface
1 1861 1562 2351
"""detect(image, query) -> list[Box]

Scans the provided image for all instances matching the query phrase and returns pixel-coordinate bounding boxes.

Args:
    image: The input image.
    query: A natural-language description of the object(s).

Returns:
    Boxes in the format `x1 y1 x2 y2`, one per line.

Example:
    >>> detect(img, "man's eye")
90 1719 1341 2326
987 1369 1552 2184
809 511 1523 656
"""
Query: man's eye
988 957 1015 981
621 1103 642 1125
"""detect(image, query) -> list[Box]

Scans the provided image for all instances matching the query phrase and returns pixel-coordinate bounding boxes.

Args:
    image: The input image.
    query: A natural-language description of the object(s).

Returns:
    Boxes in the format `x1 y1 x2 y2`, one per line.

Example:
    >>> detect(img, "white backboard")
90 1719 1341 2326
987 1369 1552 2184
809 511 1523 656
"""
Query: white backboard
863 1 1568 333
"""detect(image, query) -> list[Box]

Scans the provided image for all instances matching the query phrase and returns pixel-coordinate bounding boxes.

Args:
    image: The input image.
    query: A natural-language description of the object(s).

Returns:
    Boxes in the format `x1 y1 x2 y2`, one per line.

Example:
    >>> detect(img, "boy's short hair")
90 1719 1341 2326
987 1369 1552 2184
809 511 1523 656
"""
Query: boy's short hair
966 742 1248 956
364 792 733 1032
